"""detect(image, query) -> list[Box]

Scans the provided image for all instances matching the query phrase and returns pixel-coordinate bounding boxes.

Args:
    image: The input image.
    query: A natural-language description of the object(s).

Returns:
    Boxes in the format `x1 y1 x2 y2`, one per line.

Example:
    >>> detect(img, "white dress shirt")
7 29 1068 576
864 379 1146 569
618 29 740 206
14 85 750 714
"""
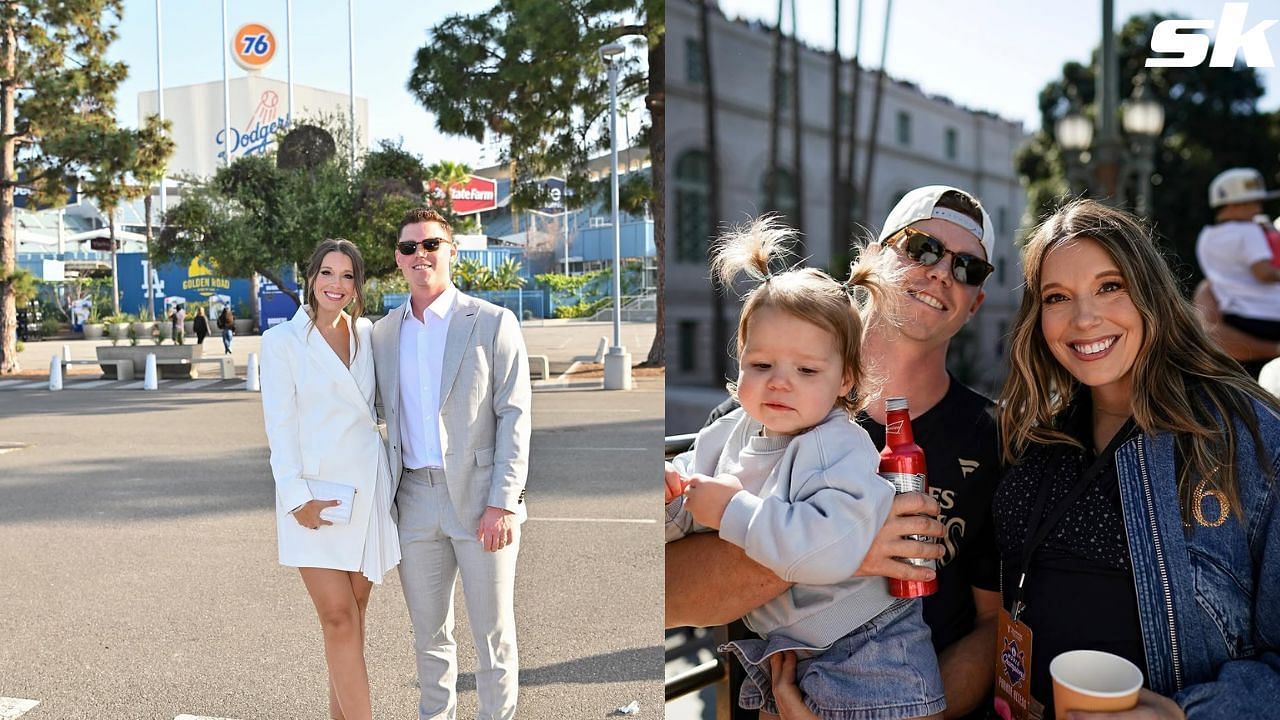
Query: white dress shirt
399 286 457 469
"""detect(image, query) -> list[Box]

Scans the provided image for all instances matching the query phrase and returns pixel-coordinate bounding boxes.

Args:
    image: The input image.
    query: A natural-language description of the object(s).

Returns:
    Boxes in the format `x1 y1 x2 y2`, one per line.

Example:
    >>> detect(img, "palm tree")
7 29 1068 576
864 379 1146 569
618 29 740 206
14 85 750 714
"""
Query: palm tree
843 0 865 237
426 159 473 219
765 0 784 213
452 256 485 291
698 0 727 385
490 259 525 290
644 29 665 368
788 0 806 249
860 0 893 225
830 0 842 261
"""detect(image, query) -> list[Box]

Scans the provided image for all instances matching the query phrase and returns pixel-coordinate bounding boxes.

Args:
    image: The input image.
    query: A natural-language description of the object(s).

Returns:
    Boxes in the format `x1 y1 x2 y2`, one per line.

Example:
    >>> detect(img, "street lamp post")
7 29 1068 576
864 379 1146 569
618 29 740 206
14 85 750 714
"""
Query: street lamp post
1055 0 1164 213
600 41 631 390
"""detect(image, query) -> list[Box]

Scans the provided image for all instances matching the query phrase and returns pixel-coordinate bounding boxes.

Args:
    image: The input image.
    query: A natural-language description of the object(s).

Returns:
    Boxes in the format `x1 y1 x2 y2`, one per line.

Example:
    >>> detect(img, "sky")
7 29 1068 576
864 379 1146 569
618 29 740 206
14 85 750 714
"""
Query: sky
108 0 649 169
716 0 1280 133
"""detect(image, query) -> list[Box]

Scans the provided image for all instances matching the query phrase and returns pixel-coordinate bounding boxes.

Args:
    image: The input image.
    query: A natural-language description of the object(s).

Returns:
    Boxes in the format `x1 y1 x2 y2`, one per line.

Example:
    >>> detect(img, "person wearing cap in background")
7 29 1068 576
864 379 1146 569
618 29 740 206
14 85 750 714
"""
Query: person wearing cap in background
1195 167 1280 377
668 186 1003 720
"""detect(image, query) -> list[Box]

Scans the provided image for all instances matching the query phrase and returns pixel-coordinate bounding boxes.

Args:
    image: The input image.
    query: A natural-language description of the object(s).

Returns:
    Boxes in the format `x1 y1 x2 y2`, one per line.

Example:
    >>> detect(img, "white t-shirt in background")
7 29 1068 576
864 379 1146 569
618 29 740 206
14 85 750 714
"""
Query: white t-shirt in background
1196 220 1280 321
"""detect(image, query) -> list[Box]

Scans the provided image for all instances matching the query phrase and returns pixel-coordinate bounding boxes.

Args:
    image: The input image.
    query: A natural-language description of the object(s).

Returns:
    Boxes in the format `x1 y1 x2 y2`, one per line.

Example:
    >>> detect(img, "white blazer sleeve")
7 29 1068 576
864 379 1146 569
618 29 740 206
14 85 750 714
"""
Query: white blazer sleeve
260 329 313 512
487 308 532 512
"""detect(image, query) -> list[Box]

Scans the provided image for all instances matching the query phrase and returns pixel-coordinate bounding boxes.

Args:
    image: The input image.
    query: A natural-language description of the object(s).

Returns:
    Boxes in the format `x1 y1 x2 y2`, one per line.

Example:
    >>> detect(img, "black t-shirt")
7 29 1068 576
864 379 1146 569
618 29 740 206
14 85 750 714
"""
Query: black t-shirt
705 374 1003 652
993 394 1149 718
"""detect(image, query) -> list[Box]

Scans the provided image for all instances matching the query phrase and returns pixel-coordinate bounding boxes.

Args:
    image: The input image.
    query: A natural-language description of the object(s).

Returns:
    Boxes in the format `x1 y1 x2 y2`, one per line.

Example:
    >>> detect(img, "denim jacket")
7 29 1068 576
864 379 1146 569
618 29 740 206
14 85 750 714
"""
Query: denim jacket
1114 397 1280 719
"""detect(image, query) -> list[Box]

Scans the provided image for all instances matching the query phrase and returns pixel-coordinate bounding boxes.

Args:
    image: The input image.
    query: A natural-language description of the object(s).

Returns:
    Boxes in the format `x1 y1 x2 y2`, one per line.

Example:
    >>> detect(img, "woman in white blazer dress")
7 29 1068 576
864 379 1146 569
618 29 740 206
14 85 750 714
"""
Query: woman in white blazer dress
260 239 399 720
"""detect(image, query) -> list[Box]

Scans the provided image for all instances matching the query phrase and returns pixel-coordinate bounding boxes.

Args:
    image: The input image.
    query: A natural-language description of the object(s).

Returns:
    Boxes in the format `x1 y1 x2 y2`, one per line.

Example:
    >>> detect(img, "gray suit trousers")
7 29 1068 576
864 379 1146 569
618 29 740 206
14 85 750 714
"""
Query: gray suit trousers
397 467 519 720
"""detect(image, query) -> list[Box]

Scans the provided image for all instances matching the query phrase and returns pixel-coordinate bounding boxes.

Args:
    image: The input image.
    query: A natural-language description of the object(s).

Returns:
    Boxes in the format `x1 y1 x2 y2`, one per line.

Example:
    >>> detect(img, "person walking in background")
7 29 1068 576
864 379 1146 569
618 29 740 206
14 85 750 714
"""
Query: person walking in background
372 208 531 720
997 199 1280 719
1196 167 1280 376
171 304 186 345
192 307 209 346
260 238 400 720
218 306 234 354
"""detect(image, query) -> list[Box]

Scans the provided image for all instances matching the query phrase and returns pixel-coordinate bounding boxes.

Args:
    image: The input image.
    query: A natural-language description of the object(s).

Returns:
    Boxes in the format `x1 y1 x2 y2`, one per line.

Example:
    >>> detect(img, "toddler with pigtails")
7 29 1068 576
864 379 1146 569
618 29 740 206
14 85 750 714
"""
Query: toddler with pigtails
665 215 944 720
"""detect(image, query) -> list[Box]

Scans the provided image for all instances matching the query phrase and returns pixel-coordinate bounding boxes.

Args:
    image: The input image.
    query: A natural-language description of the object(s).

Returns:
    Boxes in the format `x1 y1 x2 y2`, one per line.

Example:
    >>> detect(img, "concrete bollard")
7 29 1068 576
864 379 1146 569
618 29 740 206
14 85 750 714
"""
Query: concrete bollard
144 353 158 390
62 344 72 362
246 352 260 392
595 336 608 364
48 354 63 391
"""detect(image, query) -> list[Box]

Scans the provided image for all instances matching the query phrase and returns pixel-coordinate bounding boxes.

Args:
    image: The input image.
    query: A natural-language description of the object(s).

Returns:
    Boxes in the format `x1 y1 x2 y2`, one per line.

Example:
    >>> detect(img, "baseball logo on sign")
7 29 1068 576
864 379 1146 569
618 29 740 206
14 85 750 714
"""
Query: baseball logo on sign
232 23 276 71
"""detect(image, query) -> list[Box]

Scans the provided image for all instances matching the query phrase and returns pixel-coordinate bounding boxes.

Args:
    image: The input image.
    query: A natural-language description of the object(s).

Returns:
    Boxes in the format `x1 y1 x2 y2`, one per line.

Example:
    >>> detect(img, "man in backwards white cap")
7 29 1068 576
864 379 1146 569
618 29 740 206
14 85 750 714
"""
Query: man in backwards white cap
1195 167 1280 377
668 186 1004 719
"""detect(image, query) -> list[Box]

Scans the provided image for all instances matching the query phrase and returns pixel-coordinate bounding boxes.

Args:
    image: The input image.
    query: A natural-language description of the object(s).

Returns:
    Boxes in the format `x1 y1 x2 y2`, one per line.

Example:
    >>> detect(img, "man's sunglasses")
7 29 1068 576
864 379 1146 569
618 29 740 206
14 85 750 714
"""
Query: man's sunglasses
397 238 452 255
890 227 993 287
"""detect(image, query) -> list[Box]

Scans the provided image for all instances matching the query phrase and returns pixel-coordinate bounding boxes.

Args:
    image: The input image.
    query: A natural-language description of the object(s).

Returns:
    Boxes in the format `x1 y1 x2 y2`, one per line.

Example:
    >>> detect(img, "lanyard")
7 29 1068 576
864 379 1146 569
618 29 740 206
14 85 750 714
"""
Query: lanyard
1010 419 1136 623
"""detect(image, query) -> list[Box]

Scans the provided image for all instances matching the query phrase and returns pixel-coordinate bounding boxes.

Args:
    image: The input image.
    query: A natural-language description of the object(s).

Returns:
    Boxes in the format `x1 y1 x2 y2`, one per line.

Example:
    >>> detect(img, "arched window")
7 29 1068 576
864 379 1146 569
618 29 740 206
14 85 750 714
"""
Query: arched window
759 168 799 226
675 150 711 263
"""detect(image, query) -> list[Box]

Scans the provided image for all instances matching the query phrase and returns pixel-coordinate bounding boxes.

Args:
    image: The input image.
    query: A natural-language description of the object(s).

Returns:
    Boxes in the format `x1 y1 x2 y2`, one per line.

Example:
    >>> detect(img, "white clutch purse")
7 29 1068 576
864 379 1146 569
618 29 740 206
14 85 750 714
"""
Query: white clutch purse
305 479 357 525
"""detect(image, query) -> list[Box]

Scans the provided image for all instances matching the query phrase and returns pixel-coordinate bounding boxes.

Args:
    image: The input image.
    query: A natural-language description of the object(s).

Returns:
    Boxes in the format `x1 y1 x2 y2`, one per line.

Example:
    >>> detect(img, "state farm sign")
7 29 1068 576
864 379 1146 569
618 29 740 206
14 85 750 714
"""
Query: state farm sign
429 175 498 216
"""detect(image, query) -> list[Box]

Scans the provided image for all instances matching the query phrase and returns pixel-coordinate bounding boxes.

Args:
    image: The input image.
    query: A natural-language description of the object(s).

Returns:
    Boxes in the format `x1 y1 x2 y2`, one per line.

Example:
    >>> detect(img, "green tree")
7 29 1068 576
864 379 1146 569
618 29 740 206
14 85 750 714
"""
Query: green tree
408 0 664 364
157 154 350 307
0 0 155 373
5 267 34 305
490 258 526 290
450 256 488 292
425 159 478 229
353 140 432 276
1017 12 1280 286
157 131 436 301
80 115 174 315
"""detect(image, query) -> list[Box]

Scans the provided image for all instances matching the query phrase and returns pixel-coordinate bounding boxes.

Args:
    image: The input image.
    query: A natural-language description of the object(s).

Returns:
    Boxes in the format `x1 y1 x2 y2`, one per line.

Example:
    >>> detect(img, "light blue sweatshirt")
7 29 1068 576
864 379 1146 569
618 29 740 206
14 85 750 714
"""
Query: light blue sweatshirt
666 407 896 647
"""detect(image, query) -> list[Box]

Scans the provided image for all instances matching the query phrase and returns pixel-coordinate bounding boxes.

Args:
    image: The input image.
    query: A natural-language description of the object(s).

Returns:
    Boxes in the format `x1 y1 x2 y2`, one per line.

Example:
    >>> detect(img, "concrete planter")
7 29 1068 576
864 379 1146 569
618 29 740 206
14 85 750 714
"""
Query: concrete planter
110 322 132 339
97 344 205 379
234 318 254 335
83 324 104 340
132 321 155 337
157 322 173 339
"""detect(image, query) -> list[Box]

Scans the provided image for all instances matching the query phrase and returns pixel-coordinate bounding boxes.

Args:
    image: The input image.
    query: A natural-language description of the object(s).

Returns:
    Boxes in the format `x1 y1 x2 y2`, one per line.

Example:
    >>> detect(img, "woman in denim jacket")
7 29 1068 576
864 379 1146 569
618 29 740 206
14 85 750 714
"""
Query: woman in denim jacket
995 200 1280 720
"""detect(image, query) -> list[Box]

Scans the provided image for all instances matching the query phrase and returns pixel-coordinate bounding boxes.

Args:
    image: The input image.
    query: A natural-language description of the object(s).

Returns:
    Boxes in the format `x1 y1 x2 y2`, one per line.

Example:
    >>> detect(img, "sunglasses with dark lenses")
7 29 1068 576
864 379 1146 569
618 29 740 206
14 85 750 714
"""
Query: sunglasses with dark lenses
396 238 451 255
892 227 994 287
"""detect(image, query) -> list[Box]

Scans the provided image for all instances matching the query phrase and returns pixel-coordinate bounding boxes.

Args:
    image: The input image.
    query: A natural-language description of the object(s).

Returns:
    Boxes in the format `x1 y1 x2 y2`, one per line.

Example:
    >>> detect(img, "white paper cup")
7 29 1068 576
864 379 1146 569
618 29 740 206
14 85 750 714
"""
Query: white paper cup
1050 650 1143 720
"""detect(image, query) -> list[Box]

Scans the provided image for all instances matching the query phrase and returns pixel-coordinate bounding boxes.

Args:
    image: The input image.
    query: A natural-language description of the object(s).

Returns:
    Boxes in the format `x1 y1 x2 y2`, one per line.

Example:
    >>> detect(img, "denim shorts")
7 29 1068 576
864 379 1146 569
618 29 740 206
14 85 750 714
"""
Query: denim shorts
721 599 945 720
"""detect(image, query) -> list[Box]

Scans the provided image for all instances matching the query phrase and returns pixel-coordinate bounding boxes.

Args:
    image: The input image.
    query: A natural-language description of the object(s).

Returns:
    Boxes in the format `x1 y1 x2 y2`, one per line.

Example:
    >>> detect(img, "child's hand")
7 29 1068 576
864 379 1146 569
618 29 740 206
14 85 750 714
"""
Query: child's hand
683 473 743 530
768 651 818 720
664 462 690 503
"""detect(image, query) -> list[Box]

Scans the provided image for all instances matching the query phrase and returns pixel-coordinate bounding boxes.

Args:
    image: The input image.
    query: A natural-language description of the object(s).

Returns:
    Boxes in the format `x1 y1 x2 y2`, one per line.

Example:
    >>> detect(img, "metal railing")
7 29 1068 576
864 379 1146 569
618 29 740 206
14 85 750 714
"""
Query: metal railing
665 433 752 719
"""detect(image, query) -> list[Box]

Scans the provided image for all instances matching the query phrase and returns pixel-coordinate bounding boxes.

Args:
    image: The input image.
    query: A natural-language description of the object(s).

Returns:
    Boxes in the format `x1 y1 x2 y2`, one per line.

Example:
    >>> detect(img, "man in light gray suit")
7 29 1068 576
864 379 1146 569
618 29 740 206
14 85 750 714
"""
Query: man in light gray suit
373 207 531 720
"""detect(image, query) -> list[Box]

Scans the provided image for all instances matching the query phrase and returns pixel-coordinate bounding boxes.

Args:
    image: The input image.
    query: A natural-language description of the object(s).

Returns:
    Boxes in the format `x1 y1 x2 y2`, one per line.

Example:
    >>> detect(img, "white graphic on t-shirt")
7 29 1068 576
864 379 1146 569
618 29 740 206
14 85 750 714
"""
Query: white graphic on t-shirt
959 458 979 478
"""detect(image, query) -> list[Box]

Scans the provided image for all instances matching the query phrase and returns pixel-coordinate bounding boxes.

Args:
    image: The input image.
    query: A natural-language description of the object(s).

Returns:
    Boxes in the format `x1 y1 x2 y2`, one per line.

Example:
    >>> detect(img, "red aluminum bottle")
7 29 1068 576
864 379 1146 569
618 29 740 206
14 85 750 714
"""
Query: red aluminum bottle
878 396 938 598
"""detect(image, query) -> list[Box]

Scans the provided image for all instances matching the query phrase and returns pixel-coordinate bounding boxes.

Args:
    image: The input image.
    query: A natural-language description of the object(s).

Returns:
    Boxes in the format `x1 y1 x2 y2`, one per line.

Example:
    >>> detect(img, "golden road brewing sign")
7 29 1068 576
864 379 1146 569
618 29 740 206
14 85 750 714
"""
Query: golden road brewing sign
183 257 232 297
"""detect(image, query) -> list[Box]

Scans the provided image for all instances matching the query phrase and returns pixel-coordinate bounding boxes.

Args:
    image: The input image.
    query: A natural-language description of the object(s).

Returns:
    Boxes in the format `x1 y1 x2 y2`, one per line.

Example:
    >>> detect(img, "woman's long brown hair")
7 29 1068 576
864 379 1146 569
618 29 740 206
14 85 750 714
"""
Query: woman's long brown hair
998 200 1278 526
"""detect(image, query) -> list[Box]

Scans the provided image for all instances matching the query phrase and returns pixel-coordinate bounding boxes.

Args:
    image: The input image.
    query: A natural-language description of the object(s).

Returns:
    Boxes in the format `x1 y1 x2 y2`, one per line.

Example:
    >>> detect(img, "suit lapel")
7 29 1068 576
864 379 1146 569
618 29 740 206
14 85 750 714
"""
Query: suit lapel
438 293 479 409
381 301 405 417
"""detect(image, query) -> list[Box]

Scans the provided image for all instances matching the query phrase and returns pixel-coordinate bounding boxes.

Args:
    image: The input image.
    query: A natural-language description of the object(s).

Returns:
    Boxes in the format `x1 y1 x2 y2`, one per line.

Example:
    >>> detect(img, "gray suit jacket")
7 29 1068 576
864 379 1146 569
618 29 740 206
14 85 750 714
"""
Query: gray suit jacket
372 291 531 528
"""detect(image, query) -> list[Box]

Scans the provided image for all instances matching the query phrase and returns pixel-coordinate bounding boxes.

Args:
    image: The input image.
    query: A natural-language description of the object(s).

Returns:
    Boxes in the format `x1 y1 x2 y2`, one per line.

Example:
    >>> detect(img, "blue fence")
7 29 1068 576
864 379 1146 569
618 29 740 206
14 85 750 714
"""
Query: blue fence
380 289 552 320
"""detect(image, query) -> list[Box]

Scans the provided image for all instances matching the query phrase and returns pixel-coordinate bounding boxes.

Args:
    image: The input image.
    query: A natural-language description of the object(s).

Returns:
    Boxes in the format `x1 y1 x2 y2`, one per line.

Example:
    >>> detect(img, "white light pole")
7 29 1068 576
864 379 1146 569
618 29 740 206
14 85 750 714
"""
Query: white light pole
152 0 164 319
347 0 357 171
286 0 294 123
600 42 630 390
221 0 231 168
